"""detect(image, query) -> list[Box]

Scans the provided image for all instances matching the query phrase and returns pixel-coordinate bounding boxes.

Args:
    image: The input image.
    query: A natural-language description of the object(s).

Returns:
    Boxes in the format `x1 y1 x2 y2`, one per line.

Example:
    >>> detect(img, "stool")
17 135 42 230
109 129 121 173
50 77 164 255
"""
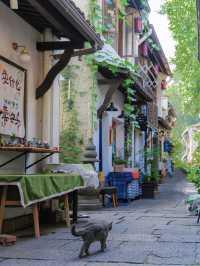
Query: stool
99 187 118 207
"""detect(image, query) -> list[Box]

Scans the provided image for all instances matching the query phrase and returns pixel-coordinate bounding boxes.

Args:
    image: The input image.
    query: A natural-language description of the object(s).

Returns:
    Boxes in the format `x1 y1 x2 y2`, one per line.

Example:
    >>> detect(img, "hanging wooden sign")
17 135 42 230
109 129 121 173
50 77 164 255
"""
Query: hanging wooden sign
0 56 26 138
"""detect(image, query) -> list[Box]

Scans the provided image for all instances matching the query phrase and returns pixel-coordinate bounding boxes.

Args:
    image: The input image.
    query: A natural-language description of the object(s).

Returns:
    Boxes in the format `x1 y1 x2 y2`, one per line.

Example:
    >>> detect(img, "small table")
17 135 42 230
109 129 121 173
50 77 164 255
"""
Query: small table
0 173 84 238
0 146 59 173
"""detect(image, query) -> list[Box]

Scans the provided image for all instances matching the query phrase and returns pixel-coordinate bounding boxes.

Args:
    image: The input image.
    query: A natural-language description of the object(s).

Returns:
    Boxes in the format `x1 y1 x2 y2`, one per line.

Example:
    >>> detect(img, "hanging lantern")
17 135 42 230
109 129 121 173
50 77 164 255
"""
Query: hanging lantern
10 0 18 9
154 64 160 74
140 42 148 57
134 17 143 33
161 80 167 90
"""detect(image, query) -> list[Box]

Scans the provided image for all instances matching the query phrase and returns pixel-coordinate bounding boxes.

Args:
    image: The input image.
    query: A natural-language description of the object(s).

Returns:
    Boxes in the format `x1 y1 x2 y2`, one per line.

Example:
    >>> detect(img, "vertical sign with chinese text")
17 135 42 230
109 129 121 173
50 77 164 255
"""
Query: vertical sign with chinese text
0 57 25 138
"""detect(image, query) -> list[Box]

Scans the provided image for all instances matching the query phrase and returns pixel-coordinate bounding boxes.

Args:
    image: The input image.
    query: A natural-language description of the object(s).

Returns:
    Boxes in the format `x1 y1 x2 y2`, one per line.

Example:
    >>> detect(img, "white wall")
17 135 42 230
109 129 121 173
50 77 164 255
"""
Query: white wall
94 81 125 176
0 3 60 218
0 3 60 173
0 2 43 174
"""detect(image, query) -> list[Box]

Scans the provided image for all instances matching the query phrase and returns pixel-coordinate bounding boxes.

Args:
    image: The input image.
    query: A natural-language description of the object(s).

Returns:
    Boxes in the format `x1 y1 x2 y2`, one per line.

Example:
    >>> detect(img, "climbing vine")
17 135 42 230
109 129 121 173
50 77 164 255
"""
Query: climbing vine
60 65 84 163
87 0 142 161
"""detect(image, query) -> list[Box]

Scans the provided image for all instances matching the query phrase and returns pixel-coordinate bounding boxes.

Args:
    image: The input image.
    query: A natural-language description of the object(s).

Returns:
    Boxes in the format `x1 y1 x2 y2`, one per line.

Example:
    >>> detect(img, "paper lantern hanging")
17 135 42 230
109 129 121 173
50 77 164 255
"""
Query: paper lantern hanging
134 17 143 33
140 42 148 57
154 64 160 74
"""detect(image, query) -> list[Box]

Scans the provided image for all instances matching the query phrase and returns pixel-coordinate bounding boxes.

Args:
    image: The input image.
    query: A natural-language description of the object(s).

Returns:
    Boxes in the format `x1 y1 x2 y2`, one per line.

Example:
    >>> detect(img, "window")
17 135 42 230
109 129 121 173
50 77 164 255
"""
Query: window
102 0 118 50
123 13 134 58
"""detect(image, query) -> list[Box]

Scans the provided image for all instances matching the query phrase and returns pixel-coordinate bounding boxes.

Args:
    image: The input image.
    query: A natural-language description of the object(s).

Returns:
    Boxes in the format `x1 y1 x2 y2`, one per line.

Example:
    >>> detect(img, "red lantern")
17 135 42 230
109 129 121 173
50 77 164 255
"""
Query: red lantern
161 80 167 90
154 64 160 74
134 17 143 33
140 42 148 57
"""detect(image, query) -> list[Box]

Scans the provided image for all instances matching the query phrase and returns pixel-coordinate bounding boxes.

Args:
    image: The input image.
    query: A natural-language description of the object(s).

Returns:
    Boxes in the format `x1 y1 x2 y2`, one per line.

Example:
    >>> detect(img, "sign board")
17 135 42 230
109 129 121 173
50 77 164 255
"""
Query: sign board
0 56 26 138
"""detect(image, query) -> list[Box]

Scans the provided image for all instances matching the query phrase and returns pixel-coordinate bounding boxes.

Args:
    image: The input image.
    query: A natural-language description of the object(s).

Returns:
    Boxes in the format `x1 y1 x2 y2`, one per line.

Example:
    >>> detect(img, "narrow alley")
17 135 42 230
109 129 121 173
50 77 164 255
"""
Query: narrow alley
0 170 199 266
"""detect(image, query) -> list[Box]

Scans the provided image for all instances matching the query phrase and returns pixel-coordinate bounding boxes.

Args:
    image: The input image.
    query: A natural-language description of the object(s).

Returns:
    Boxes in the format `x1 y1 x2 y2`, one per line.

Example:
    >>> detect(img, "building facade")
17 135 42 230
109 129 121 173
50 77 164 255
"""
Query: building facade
0 0 102 228
60 0 173 177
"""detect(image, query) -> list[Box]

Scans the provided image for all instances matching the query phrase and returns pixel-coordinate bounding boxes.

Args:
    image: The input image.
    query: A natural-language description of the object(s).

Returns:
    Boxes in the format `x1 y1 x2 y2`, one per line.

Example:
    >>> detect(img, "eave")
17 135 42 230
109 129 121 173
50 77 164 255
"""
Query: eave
149 25 172 76
1 0 103 49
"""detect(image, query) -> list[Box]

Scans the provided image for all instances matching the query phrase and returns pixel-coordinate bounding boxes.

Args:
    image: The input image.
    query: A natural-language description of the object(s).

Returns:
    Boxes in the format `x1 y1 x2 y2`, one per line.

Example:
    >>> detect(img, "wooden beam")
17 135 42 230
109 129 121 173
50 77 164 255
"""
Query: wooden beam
97 79 122 118
36 48 73 99
98 78 118 85
0 186 7 233
26 0 66 34
53 47 96 59
37 41 83 51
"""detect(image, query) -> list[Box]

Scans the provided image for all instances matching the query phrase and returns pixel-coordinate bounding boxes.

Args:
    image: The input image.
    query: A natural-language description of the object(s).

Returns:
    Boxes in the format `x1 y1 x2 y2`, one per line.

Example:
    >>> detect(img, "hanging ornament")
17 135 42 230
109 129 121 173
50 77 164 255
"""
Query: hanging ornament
134 17 143 33
10 0 18 9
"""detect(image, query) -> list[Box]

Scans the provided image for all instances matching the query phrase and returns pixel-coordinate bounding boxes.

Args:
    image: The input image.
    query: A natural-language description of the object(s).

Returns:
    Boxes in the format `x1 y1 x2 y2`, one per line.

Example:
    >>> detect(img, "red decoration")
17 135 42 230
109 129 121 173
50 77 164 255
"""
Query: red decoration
161 80 167 90
134 17 143 33
140 42 148 57
154 64 160 74
132 169 139 180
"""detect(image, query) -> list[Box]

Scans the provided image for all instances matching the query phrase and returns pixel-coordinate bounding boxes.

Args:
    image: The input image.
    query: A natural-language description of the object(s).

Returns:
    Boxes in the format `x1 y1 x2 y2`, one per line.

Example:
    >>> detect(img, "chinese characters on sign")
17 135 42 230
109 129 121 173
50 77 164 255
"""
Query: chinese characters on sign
0 58 25 138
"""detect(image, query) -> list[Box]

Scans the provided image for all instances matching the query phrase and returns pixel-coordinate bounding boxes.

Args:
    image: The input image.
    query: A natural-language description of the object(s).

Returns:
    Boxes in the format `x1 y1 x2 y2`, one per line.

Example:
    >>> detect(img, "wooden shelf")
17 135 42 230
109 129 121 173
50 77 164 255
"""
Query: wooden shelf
0 146 59 153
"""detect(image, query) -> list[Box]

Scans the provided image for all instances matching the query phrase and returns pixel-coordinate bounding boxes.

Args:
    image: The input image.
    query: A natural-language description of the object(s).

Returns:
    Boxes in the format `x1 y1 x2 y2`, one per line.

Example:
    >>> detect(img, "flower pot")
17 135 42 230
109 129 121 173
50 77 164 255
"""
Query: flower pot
113 164 125 172
142 182 155 198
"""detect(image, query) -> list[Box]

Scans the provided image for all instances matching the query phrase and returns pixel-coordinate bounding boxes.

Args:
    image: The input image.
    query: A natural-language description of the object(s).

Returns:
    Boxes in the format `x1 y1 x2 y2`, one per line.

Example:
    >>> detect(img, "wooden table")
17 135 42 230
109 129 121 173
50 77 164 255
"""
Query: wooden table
0 185 71 239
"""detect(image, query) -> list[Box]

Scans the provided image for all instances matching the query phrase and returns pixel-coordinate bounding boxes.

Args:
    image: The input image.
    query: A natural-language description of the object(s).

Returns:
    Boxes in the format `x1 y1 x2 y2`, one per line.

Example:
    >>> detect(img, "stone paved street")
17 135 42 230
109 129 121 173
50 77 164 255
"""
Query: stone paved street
0 170 200 266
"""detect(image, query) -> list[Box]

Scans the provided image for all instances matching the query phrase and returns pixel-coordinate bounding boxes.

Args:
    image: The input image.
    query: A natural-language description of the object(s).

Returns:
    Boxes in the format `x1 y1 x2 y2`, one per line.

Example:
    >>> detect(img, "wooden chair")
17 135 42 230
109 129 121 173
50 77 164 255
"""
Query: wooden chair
98 172 118 208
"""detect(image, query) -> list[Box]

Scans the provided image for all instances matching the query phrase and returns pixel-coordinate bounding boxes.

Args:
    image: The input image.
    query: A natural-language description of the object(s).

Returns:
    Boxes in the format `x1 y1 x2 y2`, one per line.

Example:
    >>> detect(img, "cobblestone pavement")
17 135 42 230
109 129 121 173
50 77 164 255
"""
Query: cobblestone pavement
0 170 200 266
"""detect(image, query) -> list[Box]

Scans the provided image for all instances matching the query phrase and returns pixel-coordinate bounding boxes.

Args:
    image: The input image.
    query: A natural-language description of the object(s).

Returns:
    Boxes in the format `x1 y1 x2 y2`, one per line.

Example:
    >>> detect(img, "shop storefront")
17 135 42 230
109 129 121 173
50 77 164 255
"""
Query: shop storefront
0 0 103 236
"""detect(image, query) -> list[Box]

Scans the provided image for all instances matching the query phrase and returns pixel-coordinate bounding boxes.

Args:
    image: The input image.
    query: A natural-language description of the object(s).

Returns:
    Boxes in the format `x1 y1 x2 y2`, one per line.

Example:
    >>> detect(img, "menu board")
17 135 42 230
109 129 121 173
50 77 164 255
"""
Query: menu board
0 56 25 138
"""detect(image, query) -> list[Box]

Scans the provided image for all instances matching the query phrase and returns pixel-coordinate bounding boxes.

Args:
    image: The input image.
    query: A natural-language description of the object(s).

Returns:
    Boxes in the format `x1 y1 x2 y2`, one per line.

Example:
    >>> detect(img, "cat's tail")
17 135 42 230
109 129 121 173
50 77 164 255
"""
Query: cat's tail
71 224 82 237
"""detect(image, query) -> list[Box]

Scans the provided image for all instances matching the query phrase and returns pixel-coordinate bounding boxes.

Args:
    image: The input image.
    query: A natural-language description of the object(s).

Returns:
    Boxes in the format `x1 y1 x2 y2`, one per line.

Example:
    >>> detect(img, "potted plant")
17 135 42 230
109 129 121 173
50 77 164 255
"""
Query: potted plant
142 175 156 198
113 157 127 172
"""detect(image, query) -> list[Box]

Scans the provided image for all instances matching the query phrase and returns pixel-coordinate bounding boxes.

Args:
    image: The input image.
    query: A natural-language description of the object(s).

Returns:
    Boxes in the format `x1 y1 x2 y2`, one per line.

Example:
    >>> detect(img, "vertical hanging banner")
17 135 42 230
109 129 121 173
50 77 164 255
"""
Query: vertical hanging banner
0 56 25 138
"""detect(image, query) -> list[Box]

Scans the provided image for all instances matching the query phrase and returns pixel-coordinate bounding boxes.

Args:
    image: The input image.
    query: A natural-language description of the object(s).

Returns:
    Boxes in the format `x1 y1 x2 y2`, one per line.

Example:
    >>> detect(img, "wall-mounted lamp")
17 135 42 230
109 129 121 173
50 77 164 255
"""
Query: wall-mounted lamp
12 42 31 63
106 102 118 112
10 0 18 9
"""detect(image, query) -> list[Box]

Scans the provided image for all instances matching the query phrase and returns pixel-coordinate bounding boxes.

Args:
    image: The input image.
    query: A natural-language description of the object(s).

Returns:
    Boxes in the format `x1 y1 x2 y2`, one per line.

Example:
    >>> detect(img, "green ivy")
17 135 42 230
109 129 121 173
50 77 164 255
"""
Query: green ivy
60 65 84 163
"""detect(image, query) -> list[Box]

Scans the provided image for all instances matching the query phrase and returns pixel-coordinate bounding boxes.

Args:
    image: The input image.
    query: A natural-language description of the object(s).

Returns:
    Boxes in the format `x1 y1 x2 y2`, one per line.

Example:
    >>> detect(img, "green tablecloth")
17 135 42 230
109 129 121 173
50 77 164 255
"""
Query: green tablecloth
0 174 84 207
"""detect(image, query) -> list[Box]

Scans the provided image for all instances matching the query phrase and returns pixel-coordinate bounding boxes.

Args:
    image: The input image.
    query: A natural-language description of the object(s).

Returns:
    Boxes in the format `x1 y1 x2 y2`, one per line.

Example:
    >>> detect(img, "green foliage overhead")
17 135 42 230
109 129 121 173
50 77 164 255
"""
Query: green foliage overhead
162 0 200 115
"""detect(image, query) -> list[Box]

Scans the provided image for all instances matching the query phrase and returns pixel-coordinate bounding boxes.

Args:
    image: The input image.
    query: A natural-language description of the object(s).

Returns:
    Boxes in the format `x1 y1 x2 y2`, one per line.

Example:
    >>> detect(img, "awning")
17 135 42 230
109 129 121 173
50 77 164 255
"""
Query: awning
95 44 153 102
1 0 103 49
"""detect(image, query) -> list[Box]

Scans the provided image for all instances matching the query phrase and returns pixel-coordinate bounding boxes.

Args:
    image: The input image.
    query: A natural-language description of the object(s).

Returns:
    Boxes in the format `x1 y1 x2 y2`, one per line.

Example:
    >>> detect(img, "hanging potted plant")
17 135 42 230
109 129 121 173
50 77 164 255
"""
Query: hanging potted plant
113 157 127 172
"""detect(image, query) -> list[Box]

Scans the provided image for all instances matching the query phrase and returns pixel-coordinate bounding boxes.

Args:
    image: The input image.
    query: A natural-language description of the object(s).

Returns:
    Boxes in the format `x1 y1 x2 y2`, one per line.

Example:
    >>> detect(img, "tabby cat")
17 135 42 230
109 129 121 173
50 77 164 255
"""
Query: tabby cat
71 220 112 258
